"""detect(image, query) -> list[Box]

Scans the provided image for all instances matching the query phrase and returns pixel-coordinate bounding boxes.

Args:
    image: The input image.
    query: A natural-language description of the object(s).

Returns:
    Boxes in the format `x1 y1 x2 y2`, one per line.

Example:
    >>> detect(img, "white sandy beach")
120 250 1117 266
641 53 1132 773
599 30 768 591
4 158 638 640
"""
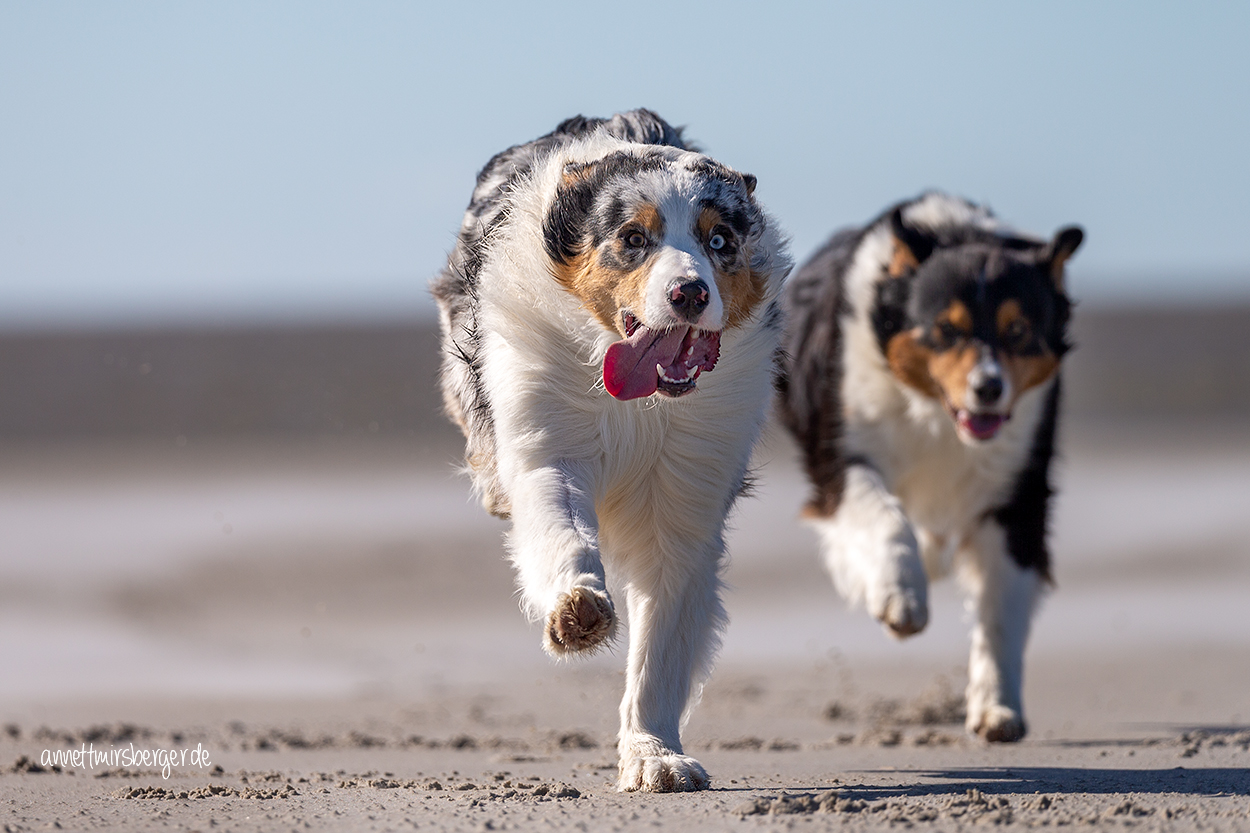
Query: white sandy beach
1 424 1248 830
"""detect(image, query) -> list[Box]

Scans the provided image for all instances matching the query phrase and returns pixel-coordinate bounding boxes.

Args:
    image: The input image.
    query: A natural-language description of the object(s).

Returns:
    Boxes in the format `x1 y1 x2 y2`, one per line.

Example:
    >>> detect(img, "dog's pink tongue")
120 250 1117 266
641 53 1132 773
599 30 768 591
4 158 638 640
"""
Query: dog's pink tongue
603 326 688 400
959 411 1006 441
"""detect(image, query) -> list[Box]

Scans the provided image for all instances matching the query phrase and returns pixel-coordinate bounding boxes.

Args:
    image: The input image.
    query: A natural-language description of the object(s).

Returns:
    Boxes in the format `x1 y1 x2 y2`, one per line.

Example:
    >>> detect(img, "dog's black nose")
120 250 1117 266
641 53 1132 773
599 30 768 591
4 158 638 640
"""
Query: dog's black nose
973 376 1004 405
669 279 710 322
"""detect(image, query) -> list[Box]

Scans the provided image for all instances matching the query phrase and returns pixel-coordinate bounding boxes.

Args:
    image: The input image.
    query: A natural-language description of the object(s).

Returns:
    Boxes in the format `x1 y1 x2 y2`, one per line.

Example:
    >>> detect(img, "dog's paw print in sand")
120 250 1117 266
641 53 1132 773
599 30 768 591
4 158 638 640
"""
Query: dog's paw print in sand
618 751 710 793
543 587 616 656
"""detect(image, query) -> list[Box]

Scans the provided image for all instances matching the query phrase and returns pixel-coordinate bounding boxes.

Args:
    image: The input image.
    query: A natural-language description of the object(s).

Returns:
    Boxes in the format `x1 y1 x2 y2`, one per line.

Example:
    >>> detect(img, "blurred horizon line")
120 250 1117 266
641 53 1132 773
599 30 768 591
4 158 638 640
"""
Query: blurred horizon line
3 270 1249 335
2 306 1249 442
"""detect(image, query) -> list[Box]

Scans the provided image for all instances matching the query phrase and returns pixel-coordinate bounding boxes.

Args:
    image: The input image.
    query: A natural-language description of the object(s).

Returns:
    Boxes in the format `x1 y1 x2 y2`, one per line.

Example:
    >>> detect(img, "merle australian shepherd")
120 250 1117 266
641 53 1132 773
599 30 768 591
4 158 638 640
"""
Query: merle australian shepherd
432 110 790 790
777 193 1082 741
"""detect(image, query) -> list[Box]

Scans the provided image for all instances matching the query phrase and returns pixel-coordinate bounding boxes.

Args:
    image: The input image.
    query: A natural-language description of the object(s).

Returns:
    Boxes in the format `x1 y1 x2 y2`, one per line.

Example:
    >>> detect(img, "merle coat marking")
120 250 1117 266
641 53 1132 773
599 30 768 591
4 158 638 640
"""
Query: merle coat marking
432 110 790 788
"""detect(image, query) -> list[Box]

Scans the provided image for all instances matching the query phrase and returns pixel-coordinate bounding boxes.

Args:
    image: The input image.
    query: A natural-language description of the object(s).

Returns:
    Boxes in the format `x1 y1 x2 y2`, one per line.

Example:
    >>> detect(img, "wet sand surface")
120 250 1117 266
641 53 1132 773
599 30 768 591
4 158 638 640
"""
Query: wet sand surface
2 425 1248 830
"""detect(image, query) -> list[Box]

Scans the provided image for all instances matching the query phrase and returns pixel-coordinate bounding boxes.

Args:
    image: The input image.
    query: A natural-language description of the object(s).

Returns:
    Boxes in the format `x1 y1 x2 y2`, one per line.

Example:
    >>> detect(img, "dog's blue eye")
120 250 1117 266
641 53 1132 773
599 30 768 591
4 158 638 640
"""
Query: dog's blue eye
708 234 726 251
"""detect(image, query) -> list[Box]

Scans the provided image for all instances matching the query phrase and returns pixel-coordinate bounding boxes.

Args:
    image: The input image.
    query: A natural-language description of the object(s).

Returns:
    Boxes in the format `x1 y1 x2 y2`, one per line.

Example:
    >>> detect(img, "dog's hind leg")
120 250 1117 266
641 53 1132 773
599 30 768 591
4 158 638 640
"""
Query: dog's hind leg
614 541 724 792
506 460 617 656
806 463 929 638
957 521 1043 742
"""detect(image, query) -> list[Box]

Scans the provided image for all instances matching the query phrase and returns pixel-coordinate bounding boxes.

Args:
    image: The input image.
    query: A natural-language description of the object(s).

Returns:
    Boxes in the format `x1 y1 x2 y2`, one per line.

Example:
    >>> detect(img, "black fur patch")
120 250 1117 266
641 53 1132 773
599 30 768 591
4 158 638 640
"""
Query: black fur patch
883 200 1075 363
553 109 691 149
701 196 752 238
542 151 673 267
990 377 1061 580
775 226 862 516
905 247 1071 359
871 276 910 354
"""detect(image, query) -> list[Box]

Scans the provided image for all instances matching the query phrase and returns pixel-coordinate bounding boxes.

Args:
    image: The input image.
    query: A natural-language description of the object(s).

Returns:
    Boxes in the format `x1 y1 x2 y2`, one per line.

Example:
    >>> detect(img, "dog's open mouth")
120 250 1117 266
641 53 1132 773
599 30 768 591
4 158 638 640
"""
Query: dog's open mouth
939 392 1008 441
953 408 1007 441
603 313 721 400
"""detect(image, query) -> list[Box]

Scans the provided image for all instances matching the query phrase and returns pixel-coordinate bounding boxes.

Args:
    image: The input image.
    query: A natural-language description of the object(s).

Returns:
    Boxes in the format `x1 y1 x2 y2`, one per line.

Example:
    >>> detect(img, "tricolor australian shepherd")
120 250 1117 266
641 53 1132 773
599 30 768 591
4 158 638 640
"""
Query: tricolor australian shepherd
777 193 1082 741
433 110 790 790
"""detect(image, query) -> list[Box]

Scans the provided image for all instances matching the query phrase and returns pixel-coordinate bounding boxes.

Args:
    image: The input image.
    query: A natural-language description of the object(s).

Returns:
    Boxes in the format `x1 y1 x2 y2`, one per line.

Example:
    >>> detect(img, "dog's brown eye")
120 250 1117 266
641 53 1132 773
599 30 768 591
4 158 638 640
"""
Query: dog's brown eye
623 231 647 249
1003 319 1030 346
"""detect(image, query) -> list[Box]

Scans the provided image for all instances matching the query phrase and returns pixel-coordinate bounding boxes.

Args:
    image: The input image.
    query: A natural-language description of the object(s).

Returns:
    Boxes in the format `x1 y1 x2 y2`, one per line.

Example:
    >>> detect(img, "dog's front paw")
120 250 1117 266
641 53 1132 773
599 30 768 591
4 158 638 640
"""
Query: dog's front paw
874 588 929 638
866 537 929 639
618 750 710 793
543 586 616 656
968 704 1026 743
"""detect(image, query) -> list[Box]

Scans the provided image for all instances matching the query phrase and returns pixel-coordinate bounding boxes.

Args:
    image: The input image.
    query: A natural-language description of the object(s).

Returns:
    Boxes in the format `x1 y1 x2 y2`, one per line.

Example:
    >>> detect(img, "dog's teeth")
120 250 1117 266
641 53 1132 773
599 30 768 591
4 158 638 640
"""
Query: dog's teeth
658 362 698 385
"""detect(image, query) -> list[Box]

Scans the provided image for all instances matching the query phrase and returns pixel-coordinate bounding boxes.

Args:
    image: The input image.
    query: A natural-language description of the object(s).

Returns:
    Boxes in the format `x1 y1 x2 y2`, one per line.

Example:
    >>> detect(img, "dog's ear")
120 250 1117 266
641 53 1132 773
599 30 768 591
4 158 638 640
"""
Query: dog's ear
889 208 936 277
546 161 603 265
1041 226 1084 292
741 172 757 196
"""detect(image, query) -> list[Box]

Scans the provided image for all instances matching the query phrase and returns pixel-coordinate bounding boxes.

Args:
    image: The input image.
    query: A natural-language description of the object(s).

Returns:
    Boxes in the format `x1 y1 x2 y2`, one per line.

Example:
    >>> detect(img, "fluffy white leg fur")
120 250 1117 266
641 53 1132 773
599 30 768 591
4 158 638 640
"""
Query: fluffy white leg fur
506 461 616 656
808 464 929 638
957 522 1043 742
614 546 723 793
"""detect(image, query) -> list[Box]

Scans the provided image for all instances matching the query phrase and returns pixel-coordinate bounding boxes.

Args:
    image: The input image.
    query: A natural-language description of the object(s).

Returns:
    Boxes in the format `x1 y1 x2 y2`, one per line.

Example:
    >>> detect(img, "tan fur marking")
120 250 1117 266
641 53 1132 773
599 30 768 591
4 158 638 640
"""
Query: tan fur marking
928 344 980 411
1003 353 1059 401
632 204 664 239
699 205 764 329
941 300 974 336
719 265 767 330
888 236 920 277
552 249 649 336
561 160 596 186
995 299 1058 403
550 204 663 336
996 299 1028 341
696 206 722 241
885 330 940 399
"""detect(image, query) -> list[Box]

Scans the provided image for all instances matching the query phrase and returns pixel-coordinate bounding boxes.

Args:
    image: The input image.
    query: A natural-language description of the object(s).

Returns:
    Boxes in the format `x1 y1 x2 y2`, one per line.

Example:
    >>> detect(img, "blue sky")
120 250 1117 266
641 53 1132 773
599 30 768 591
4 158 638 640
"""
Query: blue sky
2 1 1248 327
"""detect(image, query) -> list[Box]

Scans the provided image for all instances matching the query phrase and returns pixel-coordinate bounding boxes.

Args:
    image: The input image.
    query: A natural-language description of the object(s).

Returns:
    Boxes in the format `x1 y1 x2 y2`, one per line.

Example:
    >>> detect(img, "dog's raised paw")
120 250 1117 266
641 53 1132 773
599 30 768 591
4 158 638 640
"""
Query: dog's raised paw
969 706 1026 743
544 586 615 656
876 590 929 639
618 752 710 792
